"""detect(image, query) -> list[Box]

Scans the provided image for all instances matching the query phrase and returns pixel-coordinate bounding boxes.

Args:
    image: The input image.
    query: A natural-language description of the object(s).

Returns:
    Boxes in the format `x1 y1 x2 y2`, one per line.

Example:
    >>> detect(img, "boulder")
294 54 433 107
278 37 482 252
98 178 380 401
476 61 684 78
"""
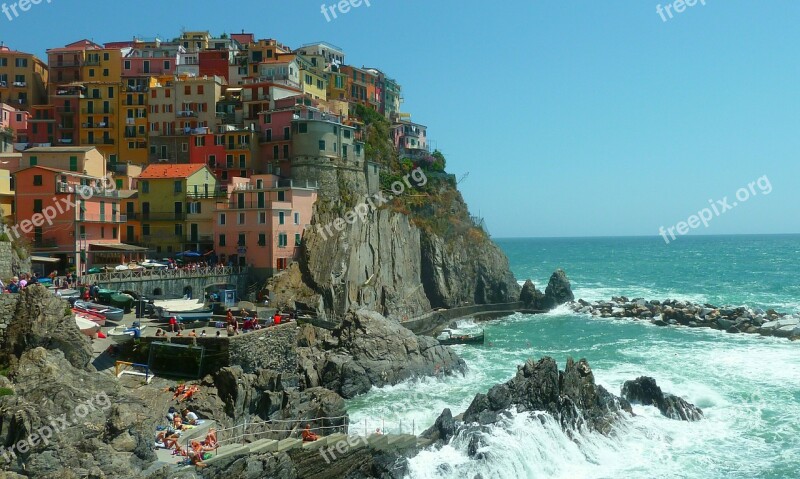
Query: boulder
621 376 703 421
519 279 544 309
421 408 456 443
462 357 631 435
307 310 465 398
539 269 575 310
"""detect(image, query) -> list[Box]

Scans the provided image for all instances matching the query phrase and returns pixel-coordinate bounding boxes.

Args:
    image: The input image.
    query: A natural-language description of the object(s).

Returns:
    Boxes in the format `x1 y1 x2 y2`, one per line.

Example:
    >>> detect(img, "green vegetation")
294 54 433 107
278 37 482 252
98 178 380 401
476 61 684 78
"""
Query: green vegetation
0 387 13 397
353 104 395 165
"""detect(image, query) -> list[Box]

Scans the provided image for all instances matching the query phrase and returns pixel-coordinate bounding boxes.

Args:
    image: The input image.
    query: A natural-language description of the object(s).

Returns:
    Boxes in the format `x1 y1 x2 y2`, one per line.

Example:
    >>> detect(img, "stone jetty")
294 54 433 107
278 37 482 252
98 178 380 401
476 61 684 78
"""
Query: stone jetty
570 297 800 340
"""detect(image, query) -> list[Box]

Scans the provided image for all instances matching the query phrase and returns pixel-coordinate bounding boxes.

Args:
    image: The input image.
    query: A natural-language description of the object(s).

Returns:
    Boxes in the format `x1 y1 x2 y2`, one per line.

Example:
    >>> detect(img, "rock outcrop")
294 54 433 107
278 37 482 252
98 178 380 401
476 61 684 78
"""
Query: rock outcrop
571 297 800 340
1 285 93 370
298 310 465 398
460 357 630 435
621 376 703 421
0 347 157 478
519 270 575 311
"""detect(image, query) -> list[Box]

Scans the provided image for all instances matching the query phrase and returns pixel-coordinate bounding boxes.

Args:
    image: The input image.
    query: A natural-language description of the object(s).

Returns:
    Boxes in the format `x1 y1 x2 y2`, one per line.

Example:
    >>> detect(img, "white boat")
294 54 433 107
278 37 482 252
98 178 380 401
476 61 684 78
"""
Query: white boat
152 299 205 311
140 259 168 269
75 315 100 337
107 324 147 344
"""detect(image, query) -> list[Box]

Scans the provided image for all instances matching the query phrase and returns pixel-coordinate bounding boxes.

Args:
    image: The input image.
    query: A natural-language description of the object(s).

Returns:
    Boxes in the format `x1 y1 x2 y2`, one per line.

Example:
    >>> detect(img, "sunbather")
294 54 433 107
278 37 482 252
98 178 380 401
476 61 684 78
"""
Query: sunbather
302 424 320 442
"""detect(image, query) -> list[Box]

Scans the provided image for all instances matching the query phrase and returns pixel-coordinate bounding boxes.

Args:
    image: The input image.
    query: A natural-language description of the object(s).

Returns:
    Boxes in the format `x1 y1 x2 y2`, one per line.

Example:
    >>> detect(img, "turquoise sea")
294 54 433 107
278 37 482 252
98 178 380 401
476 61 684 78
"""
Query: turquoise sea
347 235 800 479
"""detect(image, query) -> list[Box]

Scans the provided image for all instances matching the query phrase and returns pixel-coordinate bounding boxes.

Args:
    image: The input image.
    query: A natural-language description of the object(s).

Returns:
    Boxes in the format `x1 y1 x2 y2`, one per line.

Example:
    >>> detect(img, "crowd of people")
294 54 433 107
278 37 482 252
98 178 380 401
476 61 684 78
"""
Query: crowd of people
155 386 215 468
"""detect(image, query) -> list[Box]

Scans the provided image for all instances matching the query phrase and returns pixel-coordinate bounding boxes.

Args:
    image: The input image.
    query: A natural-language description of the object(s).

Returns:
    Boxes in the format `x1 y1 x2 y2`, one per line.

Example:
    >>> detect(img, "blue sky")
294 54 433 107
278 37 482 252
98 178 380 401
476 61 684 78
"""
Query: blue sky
3 0 799 238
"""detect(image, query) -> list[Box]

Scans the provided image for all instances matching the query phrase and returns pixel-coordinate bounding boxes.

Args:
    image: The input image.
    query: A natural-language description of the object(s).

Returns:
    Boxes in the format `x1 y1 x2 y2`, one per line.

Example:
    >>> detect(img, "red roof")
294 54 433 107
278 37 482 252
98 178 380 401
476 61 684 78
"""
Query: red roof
139 164 207 179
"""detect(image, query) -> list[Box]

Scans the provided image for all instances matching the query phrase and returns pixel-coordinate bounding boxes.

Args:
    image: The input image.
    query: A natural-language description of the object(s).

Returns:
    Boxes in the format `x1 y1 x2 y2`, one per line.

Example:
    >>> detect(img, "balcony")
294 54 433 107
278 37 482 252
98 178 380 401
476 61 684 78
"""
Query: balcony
81 107 115 114
185 234 214 243
12 81 27 88
81 122 114 129
79 214 127 223
177 110 198 118
56 107 76 114
140 212 187 221
185 190 228 199
32 238 58 249
123 84 149 93
58 138 74 144
57 183 119 198
82 58 101 66
55 88 85 98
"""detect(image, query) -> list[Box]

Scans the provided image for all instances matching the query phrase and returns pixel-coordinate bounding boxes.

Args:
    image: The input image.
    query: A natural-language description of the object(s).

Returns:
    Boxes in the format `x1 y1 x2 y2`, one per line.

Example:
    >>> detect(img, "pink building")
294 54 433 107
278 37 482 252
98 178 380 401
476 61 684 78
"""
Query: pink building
258 95 298 172
1 102 29 150
214 174 317 280
12 166 144 275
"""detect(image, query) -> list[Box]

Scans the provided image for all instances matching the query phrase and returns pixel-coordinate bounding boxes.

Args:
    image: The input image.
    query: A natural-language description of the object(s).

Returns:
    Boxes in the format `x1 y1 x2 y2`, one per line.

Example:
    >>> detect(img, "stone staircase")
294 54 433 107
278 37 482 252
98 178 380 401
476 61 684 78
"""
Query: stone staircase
169 432 423 471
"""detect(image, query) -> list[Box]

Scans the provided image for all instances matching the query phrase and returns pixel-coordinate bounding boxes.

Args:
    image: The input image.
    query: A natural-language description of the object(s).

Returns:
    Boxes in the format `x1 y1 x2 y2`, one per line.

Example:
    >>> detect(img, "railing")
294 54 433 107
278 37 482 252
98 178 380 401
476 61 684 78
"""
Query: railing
185 234 214 243
275 179 318 189
81 107 115 114
81 122 114 129
52 61 82 67
55 90 85 98
79 214 127 223
56 183 119 198
80 138 115 145
185 191 228 199
177 111 198 118
79 265 248 283
140 212 187 221
83 58 101 66
123 84 149 93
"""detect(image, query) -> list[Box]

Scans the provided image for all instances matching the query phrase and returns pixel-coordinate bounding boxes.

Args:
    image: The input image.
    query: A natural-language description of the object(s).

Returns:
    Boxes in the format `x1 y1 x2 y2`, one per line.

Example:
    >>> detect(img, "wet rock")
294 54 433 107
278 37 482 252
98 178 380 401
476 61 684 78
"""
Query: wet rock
422 408 456 443
621 376 703 421
539 269 575 310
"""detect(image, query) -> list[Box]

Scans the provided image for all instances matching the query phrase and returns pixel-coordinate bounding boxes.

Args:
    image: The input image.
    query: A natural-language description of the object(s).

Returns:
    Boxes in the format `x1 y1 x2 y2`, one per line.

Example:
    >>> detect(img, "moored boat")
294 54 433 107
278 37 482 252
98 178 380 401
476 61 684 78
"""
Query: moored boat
73 309 107 327
73 300 124 322
107 324 147 344
437 329 485 346
75 315 100 337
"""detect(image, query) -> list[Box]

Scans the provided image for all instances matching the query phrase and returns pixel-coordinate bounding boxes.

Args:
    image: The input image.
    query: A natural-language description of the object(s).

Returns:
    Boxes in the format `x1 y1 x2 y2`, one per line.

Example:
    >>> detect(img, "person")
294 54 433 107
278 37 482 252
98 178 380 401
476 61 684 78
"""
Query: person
7 277 18 293
168 316 179 333
252 312 261 330
178 384 199 402
273 311 282 326
374 428 383 435
201 428 218 451
215 331 221 338
166 406 178 422
172 384 187 400
155 328 166 337
242 317 253 332
302 424 320 442
157 415 186 450
188 330 197 338
18 275 27 289
187 440 208 468
182 407 200 425
226 323 235 337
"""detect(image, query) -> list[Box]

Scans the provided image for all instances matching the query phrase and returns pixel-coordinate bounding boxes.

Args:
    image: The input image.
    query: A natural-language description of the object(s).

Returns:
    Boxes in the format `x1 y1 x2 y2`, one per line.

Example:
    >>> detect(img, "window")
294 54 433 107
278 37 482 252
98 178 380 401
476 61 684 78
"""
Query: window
208 155 216 168
283 127 290 140
294 212 300 225
164 60 170 70
258 212 266 224
239 154 246 168
343 145 348 159
298 123 308 133
15 58 27 67
188 202 201 214
197 85 204 94
141 180 149 193
264 113 271 123
174 180 182 193
181 143 188 152
29 156 37 166
219 213 226 225
238 234 246 246
258 233 266 246
273 145 279 158
124 60 131 70
278 233 288 247
219 234 226 246
175 224 183 236
238 213 245 225
344 129 351 139
103 52 110 61
184 86 191 95
113 227 118 239
277 190 285 201
295 233 302 246
89 69 95 77
265 129 272 141
226 154 234 168
318 140 325 151
142 224 150 236
33 175 42 186
279 212 285 225
69 156 78 171
33 199 42 213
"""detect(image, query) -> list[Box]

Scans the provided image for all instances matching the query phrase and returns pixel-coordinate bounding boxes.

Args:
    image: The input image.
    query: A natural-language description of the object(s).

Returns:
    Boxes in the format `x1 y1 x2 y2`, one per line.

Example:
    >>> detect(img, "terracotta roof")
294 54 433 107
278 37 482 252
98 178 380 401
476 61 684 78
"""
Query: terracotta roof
138 164 207 179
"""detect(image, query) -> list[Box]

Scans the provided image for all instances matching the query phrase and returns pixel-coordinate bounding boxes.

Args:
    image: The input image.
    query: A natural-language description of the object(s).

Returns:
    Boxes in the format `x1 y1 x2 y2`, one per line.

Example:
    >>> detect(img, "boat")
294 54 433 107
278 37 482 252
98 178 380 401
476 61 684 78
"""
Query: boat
73 300 124 322
96 289 135 312
53 288 81 301
156 308 214 323
107 323 147 344
75 315 100 337
153 298 205 310
140 259 168 269
73 309 107 327
436 329 485 346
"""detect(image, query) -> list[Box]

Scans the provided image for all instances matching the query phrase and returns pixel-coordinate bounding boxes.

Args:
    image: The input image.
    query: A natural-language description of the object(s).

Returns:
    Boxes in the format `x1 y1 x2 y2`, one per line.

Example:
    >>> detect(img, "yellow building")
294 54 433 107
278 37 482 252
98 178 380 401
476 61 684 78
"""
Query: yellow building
20 146 106 178
180 31 211 52
119 85 148 165
79 49 124 162
0 45 49 111
137 163 218 255
0 167 15 223
295 55 327 101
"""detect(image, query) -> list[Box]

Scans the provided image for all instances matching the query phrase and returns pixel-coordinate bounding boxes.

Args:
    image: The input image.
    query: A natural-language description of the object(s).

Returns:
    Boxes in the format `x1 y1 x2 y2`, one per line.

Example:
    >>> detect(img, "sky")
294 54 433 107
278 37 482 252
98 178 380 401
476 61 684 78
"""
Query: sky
2 0 799 238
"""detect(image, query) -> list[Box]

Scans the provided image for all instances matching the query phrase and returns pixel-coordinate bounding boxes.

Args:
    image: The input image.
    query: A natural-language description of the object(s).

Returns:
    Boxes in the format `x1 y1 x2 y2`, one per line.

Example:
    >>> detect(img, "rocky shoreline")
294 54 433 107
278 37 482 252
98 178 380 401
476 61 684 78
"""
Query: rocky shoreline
570 296 800 340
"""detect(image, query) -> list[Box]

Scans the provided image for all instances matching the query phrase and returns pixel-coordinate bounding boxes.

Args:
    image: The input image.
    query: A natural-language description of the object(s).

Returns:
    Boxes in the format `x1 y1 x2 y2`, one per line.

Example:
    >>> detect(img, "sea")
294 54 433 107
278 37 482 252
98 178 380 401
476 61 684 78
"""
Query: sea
346 235 800 479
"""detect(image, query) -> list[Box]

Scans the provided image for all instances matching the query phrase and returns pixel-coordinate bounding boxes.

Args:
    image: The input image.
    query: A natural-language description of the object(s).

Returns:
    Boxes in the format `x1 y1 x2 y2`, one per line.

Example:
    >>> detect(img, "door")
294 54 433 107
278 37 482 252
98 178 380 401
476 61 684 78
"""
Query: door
190 224 198 242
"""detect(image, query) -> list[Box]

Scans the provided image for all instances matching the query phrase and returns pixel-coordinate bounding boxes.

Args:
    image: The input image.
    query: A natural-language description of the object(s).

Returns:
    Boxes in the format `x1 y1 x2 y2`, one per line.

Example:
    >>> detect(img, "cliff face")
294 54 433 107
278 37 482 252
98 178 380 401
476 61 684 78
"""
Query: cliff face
270 167 520 319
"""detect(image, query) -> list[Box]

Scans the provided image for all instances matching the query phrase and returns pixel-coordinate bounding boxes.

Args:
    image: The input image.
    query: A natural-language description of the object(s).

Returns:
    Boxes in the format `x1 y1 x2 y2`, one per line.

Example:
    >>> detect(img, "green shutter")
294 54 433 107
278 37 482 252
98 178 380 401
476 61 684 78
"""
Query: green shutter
69 156 78 172
29 156 37 166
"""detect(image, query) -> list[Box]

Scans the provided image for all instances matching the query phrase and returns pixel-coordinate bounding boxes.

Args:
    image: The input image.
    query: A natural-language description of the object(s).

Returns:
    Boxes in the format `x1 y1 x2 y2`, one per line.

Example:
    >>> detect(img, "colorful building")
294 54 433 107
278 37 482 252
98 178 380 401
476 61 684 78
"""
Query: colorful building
137 163 220 255
0 45 49 111
12 162 137 275
215 174 317 279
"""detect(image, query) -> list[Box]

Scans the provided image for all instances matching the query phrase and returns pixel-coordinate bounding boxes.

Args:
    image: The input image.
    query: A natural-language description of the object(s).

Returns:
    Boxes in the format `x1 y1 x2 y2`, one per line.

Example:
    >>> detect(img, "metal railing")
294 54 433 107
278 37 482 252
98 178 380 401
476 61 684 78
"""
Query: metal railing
79 265 248 283
140 212 187 221
79 214 127 223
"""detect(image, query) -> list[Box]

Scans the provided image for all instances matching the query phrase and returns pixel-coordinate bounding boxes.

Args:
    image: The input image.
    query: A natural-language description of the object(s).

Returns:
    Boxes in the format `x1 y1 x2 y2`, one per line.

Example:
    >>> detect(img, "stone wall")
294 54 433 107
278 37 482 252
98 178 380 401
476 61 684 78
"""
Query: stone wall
90 272 249 298
139 323 298 377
